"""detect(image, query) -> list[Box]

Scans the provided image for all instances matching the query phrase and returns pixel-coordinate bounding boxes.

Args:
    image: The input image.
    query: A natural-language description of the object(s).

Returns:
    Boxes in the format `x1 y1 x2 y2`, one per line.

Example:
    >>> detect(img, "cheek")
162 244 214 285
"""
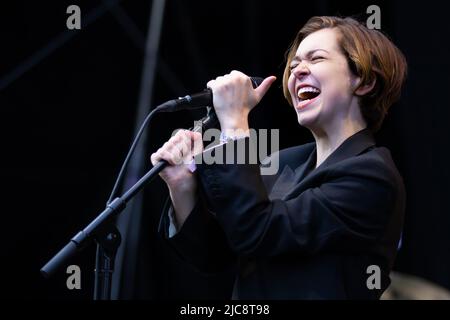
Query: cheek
287 74 295 93
287 75 297 98
334 61 354 89
315 64 353 97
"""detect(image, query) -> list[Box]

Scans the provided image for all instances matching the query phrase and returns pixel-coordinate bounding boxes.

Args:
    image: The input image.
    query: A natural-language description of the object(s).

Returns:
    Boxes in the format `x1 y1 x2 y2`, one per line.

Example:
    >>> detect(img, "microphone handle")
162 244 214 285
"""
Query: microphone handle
193 76 262 130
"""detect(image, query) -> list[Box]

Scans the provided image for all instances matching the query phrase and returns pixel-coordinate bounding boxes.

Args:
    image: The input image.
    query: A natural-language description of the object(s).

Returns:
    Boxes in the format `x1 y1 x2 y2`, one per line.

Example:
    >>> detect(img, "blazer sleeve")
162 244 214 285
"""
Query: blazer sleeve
158 196 236 273
195 139 400 258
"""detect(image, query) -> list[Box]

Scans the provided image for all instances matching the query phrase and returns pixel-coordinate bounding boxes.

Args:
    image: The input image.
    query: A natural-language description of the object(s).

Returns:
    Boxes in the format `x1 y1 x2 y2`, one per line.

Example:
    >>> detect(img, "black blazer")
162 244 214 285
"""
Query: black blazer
159 128 405 299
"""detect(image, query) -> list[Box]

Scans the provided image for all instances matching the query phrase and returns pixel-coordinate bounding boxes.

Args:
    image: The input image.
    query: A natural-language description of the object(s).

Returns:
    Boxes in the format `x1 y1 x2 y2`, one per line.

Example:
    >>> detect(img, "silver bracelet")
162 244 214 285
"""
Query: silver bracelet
219 131 250 144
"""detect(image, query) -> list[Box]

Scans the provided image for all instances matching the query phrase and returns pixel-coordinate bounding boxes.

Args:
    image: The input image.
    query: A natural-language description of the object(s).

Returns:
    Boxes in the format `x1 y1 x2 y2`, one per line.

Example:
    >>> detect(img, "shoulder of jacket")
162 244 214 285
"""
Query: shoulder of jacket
332 146 402 184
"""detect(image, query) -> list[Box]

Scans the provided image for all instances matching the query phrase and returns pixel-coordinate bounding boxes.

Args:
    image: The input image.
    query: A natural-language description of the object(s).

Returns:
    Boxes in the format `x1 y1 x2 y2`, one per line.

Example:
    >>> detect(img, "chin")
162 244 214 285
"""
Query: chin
297 114 316 129
295 101 322 129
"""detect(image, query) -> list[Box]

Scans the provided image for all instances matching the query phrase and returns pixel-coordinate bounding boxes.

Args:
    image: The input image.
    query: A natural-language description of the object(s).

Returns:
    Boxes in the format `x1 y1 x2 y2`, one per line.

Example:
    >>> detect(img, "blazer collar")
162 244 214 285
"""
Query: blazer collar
280 128 376 200
315 127 376 171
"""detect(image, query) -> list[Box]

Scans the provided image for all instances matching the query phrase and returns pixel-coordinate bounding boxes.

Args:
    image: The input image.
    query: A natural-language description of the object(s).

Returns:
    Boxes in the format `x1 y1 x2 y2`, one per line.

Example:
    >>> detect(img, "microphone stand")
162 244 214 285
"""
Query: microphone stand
40 105 218 300
40 158 168 297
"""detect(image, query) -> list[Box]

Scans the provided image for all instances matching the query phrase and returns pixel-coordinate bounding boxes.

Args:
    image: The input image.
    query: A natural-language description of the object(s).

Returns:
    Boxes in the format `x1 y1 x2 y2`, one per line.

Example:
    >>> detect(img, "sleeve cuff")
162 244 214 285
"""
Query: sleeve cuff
187 132 249 173
167 205 178 238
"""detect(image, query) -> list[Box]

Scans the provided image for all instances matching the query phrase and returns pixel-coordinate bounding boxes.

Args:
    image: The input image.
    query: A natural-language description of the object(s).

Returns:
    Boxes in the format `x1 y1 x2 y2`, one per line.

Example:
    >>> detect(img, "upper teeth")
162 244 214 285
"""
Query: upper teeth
297 86 320 97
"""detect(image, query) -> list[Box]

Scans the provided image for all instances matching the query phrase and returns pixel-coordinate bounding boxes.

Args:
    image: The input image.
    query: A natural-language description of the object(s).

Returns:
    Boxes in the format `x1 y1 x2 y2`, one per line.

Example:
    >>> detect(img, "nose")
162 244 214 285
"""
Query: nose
292 63 310 79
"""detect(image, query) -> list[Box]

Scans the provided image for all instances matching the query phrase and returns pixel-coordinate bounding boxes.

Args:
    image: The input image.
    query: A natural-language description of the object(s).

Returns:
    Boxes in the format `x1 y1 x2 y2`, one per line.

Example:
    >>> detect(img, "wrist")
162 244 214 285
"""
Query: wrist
220 116 249 133
169 186 197 229
168 177 197 194
220 128 250 143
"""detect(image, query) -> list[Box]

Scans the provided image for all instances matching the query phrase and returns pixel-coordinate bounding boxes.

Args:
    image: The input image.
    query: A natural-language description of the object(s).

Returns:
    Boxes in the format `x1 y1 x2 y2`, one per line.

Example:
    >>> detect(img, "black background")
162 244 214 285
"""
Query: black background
1 0 449 299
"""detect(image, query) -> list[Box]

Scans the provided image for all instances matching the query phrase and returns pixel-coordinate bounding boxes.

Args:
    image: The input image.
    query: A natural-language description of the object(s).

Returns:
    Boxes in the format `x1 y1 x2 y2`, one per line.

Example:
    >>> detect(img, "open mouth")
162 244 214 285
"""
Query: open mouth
297 86 321 102
295 85 321 110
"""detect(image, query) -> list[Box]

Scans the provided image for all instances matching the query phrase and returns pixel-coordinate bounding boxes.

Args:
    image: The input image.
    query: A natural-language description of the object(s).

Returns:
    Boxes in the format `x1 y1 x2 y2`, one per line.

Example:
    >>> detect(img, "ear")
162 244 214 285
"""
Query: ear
353 76 376 96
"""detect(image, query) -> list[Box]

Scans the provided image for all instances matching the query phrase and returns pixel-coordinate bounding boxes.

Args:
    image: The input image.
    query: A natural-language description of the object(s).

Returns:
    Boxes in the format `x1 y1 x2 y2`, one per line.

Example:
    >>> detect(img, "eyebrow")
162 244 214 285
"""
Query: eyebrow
291 49 329 62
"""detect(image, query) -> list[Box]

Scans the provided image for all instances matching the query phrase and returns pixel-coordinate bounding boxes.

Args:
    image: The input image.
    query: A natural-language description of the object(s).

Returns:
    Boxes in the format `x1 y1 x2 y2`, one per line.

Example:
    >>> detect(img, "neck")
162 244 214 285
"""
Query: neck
311 119 367 169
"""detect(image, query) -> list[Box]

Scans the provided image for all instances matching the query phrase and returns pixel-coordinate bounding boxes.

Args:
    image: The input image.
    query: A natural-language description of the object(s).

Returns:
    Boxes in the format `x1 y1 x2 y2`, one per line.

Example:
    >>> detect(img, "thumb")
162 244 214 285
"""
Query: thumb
254 76 277 102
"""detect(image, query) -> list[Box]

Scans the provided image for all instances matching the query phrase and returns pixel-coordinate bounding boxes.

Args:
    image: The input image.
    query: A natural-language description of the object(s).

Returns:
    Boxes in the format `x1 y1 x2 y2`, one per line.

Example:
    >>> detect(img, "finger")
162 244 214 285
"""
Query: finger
230 70 243 76
188 131 203 144
254 76 277 102
207 77 221 88
171 130 184 142
175 129 185 137
171 130 189 147
151 148 166 165
189 131 204 155
172 135 189 164
150 152 158 165
179 131 192 159
167 141 184 165
153 141 182 165
166 134 183 153
152 130 187 165
159 149 180 166
207 75 226 90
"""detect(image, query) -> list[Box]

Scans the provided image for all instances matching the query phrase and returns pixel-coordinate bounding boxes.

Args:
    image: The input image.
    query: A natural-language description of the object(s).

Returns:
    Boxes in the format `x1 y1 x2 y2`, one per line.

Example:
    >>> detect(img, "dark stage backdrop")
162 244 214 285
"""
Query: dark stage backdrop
1 0 449 299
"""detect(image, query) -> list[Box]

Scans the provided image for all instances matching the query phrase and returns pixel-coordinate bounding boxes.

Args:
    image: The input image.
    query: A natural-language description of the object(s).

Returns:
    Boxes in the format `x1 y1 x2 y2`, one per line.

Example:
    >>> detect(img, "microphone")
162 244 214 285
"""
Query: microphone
141 77 265 188
104 76 265 213
157 76 264 113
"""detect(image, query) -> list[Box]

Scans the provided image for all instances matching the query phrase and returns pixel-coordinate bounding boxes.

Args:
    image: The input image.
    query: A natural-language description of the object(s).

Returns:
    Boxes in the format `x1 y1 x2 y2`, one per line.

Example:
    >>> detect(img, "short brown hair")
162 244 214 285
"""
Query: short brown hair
283 16 407 131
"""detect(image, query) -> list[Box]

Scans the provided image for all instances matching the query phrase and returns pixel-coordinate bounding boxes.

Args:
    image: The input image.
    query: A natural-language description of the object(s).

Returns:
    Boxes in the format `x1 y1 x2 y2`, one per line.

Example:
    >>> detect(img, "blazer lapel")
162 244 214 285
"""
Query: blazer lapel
282 128 376 200
316 128 376 171
268 146 316 200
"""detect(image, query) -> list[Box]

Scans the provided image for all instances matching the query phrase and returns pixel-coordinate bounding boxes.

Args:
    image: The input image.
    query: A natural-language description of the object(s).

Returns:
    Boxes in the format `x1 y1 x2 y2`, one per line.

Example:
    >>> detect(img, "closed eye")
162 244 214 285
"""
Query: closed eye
290 57 324 70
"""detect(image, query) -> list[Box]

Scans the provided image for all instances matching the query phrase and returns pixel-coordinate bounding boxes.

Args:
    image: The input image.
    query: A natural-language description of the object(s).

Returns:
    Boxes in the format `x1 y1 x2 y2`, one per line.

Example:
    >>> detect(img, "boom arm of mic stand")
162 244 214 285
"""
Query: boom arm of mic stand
40 107 217 279
41 104 218 302
40 159 169 279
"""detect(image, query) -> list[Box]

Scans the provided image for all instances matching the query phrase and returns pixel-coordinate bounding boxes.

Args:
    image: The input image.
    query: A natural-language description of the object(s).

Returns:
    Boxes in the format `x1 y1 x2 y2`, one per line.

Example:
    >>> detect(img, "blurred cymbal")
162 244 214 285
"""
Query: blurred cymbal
381 271 450 300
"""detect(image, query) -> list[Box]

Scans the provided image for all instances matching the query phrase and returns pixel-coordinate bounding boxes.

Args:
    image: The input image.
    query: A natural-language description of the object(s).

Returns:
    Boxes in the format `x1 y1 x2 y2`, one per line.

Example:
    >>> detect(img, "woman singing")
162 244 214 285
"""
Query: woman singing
151 16 407 299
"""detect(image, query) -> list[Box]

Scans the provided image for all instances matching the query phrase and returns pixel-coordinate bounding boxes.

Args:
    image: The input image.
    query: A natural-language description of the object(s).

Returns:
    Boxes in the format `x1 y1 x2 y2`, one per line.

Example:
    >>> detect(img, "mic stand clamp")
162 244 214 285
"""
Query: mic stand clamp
94 224 121 300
